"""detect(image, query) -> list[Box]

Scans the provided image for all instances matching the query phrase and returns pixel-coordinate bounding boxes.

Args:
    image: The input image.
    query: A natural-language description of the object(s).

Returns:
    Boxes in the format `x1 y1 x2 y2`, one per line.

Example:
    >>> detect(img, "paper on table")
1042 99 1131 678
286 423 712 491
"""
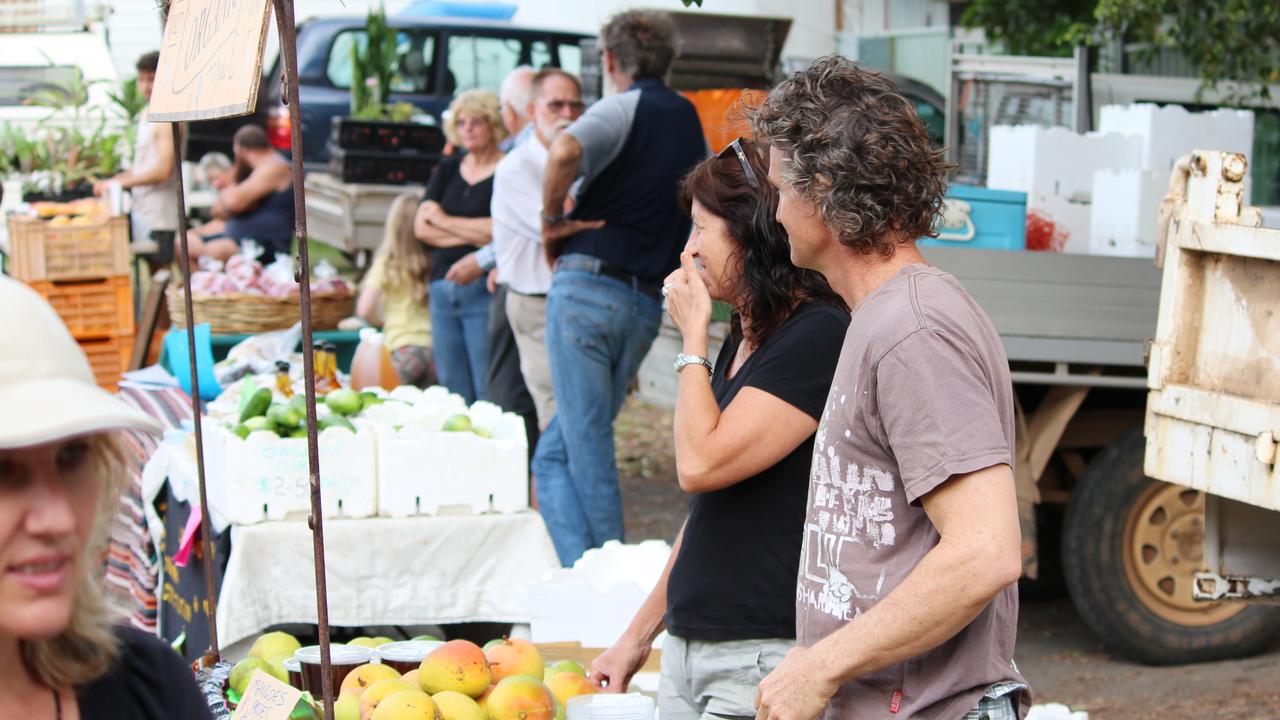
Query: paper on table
121 364 180 388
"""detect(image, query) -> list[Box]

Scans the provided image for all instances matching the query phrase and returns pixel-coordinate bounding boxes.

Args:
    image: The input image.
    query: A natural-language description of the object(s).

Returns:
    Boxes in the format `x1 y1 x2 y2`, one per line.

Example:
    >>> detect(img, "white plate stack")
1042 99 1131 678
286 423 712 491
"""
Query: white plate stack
567 693 656 720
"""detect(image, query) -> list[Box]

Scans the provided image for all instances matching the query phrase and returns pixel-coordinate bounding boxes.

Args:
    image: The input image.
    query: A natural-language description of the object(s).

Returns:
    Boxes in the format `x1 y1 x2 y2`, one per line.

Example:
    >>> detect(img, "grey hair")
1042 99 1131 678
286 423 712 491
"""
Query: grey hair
499 65 536 120
751 55 950 256
601 11 677 80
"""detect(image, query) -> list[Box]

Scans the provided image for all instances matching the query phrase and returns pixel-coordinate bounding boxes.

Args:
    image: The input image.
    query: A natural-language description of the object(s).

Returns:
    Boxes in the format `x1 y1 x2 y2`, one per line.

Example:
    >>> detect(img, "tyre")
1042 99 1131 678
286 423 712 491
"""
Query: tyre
1062 427 1280 665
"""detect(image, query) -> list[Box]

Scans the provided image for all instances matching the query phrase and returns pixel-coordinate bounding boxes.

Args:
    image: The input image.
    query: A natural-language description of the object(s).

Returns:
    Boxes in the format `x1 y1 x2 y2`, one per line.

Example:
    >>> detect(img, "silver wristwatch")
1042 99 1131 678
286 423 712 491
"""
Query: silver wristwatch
674 353 713 376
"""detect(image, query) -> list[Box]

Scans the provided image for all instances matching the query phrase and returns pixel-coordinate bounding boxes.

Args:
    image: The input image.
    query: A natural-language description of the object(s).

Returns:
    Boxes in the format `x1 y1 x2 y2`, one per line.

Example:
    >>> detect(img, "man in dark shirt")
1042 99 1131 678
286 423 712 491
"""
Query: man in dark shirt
535 10 707 566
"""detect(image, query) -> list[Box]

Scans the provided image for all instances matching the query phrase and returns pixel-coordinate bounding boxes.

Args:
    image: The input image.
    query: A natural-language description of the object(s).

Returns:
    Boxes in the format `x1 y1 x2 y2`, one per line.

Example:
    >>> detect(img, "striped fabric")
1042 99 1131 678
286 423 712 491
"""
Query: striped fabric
107 385 196 633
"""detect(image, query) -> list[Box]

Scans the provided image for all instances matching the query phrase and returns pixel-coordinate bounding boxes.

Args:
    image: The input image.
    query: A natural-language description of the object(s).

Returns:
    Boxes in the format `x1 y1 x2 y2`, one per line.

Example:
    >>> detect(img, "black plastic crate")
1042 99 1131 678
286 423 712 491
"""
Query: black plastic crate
330 117 446 154
327 145 440 185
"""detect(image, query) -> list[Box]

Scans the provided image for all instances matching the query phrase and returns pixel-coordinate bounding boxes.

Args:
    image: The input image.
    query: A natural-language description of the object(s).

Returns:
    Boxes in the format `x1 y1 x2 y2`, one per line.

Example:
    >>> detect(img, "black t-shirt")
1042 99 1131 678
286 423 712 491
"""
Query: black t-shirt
79 626 213 719
664 302 850 641
423 153 496 282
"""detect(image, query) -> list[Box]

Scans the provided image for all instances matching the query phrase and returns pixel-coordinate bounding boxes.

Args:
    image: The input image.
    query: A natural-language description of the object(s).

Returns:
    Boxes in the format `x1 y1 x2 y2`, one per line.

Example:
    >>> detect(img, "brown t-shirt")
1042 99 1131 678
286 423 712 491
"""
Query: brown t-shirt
795 264 1027 719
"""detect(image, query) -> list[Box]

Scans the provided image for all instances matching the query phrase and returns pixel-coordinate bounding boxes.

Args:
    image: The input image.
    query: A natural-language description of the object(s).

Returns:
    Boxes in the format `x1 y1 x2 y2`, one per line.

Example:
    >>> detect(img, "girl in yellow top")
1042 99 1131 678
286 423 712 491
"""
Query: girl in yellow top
357 193 437 387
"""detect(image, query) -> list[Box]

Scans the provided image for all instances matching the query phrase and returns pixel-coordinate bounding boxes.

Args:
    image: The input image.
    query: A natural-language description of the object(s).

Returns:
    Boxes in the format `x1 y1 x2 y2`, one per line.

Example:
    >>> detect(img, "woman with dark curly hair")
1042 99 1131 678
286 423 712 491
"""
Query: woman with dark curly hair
588 138 848 718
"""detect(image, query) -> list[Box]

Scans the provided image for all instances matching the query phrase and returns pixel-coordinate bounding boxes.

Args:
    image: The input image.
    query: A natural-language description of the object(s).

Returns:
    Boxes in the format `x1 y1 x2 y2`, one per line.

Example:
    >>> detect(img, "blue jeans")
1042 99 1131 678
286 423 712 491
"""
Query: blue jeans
532 257 662 566
428 278 493 404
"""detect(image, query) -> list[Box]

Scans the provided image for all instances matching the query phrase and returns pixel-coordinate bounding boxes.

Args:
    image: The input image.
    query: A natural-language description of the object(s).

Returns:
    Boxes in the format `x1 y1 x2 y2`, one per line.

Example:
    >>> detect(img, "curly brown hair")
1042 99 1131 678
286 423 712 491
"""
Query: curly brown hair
751 55 951 256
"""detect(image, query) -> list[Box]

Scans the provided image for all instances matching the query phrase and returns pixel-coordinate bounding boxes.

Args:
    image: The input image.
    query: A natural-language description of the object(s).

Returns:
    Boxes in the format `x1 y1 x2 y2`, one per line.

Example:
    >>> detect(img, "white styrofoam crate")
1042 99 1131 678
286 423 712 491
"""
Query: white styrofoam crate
368 396 528 516
987 125 1142 202
201 422 378 524
1089 168 1165 257
1028 193 1092 255
1099 103 1254 176
529 540 672 648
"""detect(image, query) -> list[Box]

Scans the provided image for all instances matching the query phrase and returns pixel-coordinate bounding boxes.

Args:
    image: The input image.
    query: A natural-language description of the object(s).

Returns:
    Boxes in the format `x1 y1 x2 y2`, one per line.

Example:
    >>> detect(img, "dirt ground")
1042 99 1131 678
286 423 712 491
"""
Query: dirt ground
613 397 1280 720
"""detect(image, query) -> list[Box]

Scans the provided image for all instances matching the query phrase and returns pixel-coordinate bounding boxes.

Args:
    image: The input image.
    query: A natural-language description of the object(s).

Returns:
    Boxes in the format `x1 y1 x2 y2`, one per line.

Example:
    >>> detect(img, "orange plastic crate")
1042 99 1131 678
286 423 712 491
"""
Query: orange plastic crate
29 275 135 340
7 215 130 282
79 335 133 391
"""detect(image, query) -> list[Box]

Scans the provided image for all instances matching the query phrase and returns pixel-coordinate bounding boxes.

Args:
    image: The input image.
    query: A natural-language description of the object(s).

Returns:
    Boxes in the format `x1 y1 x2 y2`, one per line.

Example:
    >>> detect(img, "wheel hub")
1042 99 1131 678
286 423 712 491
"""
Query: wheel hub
1122 483 1245 625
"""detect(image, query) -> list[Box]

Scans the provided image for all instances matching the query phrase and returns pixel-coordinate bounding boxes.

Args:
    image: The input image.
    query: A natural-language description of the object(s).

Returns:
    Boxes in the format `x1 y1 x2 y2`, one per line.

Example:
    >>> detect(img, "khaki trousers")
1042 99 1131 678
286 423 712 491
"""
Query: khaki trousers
505 290 555 428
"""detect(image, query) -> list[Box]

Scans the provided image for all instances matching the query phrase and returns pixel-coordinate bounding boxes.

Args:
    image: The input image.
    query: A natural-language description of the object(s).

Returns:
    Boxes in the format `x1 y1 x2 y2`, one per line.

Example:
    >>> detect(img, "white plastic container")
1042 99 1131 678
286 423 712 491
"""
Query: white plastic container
370 394 529 516
529 540 672 648
201 422 378 524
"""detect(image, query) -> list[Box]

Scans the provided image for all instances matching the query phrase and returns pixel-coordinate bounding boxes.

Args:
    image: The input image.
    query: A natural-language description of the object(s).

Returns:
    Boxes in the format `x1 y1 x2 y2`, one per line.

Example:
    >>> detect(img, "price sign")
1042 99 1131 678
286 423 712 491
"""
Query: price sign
149 0 274 121
231 669 303 720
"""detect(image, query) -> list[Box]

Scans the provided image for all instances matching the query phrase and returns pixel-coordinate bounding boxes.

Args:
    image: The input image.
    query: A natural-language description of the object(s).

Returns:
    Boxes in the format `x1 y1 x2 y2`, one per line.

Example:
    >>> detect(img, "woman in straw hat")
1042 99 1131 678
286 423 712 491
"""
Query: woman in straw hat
0 276 211 718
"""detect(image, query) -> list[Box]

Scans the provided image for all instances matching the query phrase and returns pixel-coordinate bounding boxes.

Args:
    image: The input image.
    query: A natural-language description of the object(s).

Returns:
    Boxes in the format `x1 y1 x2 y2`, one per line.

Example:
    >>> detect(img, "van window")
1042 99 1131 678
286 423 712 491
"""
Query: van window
557 42 583 76
446 34 528 94
531 40 553 71
327 29 438 94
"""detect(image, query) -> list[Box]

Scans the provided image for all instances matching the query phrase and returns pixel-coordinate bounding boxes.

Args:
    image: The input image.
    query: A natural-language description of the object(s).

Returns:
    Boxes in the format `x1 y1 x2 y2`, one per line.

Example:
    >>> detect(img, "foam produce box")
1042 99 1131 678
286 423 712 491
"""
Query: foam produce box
530 540 672 649
366 386 529 516
199 420 378 524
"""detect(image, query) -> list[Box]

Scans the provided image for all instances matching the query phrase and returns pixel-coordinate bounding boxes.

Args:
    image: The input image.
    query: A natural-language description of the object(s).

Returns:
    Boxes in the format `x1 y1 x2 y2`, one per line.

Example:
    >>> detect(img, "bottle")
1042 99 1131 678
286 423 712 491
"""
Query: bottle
322 341 342 389
312 341 332 393
350 328 399 391
275 360 293 397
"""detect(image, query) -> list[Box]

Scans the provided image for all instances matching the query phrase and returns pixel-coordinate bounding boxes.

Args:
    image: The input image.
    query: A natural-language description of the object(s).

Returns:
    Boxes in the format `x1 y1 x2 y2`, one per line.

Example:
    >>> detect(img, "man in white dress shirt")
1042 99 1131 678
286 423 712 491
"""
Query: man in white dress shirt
490 68 586 429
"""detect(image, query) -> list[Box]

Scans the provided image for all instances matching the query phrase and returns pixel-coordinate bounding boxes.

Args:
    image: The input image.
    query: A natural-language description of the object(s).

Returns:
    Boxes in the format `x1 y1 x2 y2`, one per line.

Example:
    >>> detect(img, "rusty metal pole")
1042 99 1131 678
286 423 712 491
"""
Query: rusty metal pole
273 0 335 717
169 122 221 661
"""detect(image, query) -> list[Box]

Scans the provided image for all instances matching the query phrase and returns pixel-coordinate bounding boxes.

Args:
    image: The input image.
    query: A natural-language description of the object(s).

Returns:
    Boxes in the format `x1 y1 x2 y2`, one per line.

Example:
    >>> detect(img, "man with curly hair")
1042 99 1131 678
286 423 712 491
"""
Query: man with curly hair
750 56 1030 720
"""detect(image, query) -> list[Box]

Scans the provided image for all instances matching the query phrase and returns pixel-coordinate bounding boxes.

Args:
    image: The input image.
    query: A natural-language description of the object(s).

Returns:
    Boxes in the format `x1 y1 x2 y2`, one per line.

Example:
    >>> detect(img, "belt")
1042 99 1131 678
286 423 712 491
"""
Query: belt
554 255 662 299
507 288 548 298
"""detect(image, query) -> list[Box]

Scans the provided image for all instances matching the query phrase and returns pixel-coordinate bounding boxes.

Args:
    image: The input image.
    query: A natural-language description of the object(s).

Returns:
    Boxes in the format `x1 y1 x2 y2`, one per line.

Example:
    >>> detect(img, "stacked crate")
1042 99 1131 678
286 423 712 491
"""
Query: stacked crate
327 118 446 185
8 214 134 390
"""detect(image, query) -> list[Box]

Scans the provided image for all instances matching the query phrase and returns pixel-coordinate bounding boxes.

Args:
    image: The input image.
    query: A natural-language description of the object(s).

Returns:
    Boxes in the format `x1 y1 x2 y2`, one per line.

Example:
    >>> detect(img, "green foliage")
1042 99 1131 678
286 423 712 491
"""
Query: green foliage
107 76 148 157
350 3 398 118
963 0 1280 101
0 54 125 192
680 0 703 5
1094 0 1280 101
962 0 1095 57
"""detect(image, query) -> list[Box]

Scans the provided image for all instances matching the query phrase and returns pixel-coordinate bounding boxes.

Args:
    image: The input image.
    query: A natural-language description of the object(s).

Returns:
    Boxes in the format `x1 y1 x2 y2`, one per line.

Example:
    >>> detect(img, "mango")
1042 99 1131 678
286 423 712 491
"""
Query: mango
243 415 275 434
484 639 543 684
250 631 302 661
230 658 273 697
360 679 419 719
544 672 594 707
334 690 362 720
485 676 555 720
401 669 421 687
268 403 302 429
432 690 487 720
542 661 585 682
349 636 380 649
326 389 363 416
441 414 472 432
371 689 437 720
419 640 491 698
341 662 401 696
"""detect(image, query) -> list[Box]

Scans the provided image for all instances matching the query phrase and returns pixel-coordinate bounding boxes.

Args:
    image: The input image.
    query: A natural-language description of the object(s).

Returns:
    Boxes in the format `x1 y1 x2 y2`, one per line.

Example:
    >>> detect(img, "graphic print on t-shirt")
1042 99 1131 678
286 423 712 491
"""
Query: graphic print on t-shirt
797 382 898 622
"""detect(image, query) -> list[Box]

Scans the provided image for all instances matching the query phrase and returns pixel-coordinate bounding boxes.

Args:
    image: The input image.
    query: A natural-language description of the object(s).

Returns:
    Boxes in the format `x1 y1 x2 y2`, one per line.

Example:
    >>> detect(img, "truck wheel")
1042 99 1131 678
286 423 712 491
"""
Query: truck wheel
1062 427 1280 665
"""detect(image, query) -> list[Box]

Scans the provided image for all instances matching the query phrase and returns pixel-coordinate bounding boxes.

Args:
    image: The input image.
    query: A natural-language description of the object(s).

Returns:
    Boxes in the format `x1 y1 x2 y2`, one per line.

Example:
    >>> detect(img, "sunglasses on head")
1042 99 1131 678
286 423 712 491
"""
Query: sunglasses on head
717 137 759 188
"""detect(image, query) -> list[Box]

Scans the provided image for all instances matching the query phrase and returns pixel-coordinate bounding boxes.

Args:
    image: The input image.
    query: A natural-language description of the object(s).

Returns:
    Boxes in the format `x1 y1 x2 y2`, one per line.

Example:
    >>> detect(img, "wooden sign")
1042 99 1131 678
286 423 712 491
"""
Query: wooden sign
149 0 274 121
232 669 303 720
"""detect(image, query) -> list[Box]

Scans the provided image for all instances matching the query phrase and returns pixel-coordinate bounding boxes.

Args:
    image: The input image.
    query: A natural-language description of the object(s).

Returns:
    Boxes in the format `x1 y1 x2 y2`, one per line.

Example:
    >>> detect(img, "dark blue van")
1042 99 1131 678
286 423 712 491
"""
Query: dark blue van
187 16 591 168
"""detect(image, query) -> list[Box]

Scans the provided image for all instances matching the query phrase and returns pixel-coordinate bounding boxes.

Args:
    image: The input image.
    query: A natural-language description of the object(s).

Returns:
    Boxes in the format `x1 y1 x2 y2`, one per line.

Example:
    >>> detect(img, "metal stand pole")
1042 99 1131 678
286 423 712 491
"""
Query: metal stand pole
169 122 220 660
273 1 335 716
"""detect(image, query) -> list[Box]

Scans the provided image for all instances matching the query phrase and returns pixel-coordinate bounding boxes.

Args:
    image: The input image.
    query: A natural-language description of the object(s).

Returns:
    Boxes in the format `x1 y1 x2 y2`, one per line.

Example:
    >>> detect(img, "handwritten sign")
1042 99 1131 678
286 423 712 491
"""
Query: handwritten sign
232 669 303 720
150 0 273 121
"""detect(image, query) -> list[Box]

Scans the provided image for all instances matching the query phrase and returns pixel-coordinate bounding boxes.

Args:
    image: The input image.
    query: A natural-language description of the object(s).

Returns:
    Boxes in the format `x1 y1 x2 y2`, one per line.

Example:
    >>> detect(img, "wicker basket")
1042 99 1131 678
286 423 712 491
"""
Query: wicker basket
6 215 130 282
166 285 355 335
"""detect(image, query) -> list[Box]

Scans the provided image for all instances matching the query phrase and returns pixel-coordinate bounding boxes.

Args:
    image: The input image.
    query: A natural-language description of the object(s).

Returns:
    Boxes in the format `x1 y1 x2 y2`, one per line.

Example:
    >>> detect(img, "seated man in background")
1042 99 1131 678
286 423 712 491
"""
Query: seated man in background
186 124 295 265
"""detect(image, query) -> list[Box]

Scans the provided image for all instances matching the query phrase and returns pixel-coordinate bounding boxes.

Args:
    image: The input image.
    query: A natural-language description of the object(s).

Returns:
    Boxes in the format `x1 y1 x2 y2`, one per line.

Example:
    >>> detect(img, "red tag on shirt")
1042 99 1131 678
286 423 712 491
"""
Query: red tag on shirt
890 690 903 714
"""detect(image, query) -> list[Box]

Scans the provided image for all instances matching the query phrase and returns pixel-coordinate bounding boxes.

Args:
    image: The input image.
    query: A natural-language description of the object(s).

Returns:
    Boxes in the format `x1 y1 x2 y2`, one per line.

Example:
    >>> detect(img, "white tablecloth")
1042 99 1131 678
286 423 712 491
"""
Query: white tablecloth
216 512 559 648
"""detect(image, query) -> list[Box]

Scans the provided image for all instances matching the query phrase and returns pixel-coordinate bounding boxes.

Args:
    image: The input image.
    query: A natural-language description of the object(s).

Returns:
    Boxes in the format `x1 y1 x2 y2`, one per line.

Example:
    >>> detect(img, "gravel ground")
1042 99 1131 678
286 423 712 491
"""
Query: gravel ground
613 397 1280 720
